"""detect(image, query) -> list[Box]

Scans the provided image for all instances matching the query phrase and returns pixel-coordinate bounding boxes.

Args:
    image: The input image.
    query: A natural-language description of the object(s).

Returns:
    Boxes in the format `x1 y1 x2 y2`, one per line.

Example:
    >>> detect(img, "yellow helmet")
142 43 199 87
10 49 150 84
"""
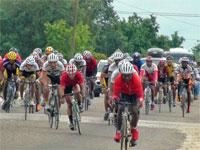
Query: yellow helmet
7 51 17 60
45 46 54 55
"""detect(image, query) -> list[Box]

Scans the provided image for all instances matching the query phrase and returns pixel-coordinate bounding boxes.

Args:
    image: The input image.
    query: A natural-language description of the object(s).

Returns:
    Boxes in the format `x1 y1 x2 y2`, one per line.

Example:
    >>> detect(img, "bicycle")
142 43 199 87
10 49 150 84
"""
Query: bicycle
143 81 152 115
47 84 60 129
178 83 191 117
65 92 82 135
117 102 133 150
157 82 163 113
5 78 16 113
167 85 173 112
23 80 36 120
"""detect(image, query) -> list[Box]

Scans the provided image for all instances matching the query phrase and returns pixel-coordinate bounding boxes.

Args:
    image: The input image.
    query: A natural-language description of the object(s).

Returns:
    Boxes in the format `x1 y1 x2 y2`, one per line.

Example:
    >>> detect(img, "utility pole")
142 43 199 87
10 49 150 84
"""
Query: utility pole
71 0 78 57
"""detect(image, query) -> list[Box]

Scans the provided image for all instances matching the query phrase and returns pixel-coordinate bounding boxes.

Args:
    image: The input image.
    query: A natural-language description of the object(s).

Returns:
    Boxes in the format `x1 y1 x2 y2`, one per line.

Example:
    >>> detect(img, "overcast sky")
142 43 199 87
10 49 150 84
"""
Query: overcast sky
112 0 200 50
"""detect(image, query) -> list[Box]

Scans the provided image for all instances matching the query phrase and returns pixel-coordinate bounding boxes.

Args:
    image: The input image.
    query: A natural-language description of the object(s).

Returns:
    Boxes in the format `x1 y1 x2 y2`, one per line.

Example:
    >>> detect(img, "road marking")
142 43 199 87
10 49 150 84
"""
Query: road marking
1 113 200 150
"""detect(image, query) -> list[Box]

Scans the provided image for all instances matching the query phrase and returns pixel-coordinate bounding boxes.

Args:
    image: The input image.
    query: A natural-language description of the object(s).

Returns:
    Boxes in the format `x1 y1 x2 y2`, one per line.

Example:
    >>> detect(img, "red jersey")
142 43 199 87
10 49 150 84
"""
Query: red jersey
113 73 143 101
133 64 139 74
0 55 3 70
60 71 84 87
84 57 97 72
4 54 22 62
157 65 169 79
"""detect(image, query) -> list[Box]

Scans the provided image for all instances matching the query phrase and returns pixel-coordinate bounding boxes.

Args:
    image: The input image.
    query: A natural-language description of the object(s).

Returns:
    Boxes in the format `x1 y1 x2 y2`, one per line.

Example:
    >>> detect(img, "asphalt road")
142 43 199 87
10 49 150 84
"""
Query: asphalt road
0 94 200 150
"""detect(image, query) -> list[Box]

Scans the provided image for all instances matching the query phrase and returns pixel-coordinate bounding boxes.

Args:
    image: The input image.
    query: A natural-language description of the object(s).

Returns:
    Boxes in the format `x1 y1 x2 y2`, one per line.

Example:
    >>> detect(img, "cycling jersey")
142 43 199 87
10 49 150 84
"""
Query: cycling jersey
132 59 144 73
84 57 97 72
20 61 39 72
166 62 176 77
157 65 169 79
59 59 68 68
133 64 139 74
108 62 117 72
60 71 84 87
0 55 3 70
113 73 143 101
2 58 21 79
177 65 193 80
42 61 64 76
69 58 86 72
140 63 158 82
4 53 22 62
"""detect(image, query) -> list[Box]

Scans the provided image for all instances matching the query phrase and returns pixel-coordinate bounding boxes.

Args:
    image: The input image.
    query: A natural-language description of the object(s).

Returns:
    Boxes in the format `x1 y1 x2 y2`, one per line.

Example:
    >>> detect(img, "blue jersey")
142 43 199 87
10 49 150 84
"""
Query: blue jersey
3 58 21 68
132 59 144 73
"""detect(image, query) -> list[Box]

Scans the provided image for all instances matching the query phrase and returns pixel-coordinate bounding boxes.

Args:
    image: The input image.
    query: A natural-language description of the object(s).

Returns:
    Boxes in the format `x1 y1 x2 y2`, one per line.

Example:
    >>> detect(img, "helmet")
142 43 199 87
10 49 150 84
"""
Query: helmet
159 60 165 66
31 52 39 60
57 53 63 60
126 56 133 62
45 46 54 55
118 59 129 69
54 50 58 55
83 50 90 57
33 48 42 56
84 51 92 59
133 52 140 58
181 57 189 63
146 56 152 61
123 53 130 59
167 55 174 61
7 51 17 60
74 53 83 62
26 56 35 65
9 47 18 54
120 62 134 74
108 57 114 65
66 63 77 74
113 52 124 60
48 53 58 62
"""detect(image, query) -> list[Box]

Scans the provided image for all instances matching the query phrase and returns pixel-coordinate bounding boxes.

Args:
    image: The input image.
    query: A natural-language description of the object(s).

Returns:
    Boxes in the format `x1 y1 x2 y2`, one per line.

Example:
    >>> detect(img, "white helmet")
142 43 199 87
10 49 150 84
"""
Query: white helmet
57 53 63 60
48 53 58 62
31 52 39 61
33 48 42 56
74 53 83 62
118 59 128 69
83 50 90 57
181 57 189 62
84 51 92 59
120 62 134 74
113 52 124 60
66 63 77 74
26 56 35 65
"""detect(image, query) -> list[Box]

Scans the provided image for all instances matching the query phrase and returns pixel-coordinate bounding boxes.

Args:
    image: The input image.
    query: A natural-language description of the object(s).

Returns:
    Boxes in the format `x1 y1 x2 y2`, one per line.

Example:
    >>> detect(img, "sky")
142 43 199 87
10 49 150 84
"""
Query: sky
112 0 200 50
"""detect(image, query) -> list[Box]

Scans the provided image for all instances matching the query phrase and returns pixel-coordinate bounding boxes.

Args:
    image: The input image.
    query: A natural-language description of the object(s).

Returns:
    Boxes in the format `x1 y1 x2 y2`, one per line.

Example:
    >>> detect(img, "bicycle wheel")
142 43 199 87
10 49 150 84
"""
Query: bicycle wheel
168 90 172 112
48 112 53 128
54 96 59 129
24 102 28 120
73 103 81 135
158 89 163 113
182 92 186 117
145 89 150 115
121 118 127 150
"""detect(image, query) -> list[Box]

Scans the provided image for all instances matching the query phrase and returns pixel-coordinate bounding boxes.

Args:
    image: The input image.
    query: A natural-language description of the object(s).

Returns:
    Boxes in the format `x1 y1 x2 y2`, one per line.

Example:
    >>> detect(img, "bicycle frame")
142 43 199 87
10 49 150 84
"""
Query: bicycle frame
144 81 152 115
157 82 163 113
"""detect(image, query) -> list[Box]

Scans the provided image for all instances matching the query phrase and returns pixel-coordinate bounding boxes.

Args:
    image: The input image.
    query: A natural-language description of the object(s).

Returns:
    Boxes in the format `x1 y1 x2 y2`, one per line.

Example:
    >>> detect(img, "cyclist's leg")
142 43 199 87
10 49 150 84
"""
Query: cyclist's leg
186 79 191 112
29 74 36 102
42 76 50 107
19 75 25 103
72 84 83 111
150 82 155 110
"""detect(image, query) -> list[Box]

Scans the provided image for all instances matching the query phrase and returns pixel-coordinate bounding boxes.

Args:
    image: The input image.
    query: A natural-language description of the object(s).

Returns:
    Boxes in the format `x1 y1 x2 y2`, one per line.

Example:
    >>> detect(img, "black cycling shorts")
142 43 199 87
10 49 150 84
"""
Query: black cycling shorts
47 75 60 85
118 93 138 106
86 71 93 77
169 77 174 83
21 71 35 78
158 78 167 84
64 85 76 94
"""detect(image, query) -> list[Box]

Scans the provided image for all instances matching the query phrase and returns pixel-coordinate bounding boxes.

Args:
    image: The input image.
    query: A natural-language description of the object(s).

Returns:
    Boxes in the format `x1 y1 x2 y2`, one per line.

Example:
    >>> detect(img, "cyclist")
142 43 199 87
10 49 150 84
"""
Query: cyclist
69 53 86 78
40 53 65 109
41 46 54 62
123 53 130 59
1 52 21 110
4 47 22 62
60 64 86 130
132 52 144 74
155 60 170 104
166 56 177 106
140 56 158 110
33 48 43 58
111 62 143 147
100 57 113 120
176 57 193 113
188 61 199 100
19 56 39 106
108 52 124 74
126 56 139 74
57 53 68 68
83 51 97 99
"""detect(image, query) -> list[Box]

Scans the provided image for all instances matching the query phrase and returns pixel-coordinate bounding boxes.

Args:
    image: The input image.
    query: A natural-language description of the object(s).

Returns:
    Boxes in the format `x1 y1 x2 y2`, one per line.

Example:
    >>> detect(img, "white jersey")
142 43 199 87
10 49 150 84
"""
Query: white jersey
140 63 158 74
111 68 138 83
42 61 65 76
69 58 86 72
177 65 193 79
20 60 39 72
108 62 117 72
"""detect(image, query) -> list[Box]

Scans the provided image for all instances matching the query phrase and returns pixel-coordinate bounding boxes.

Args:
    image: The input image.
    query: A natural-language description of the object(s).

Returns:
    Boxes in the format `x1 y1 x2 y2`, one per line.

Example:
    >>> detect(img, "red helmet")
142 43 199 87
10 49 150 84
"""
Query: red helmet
146 56 152 61
159 60 165 66
66 63 77 74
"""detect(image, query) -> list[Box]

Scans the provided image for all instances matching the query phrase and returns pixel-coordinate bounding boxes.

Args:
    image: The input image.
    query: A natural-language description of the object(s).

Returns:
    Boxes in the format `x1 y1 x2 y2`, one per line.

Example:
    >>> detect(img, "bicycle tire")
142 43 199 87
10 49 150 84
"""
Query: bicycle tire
158 89 163 113
55 96 59 129
145 89 150 115
168 90 172 112
182 91 186 117
48 112 53 128
24 103 28 120
75 112 81 135
121 118 127 150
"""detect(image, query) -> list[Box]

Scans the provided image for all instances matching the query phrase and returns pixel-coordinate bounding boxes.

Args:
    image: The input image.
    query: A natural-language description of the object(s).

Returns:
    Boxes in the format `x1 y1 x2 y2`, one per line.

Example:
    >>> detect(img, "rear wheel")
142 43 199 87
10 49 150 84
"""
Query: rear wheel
168 90 172 112
55 97 60 129
121 118 127 150
48 112 53 128
145 89 150 115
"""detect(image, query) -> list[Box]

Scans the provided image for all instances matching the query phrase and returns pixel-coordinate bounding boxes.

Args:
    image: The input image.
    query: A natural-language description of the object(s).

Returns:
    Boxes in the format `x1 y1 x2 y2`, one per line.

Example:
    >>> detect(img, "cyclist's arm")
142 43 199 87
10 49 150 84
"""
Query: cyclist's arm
80 82 86 97
82 66 86 78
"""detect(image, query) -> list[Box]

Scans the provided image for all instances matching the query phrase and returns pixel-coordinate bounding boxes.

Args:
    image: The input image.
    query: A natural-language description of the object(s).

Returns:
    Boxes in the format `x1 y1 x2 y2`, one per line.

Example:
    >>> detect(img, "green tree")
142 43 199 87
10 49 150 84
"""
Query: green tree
170 31 185 48
192 43 200 61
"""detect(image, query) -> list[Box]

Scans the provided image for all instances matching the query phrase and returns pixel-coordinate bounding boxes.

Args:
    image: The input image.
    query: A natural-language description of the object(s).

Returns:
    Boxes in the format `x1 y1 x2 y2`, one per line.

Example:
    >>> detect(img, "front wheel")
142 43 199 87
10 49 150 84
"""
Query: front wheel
55 96 60 129
145 89 150 115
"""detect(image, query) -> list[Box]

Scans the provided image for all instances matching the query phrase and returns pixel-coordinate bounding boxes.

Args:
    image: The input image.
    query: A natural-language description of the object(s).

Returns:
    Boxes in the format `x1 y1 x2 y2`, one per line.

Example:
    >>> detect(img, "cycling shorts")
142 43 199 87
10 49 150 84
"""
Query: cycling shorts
47 75 60 85
118 93 139 106
20 71 35 79
158 78 167 84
